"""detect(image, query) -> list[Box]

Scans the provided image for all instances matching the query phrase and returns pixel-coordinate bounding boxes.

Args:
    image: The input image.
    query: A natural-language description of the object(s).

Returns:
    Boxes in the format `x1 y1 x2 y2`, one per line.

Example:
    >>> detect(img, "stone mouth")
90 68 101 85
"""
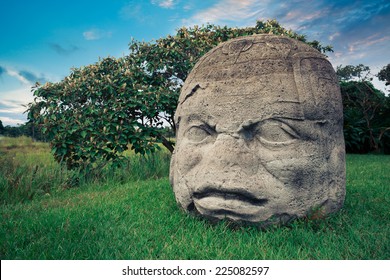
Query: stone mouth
193 188 268 207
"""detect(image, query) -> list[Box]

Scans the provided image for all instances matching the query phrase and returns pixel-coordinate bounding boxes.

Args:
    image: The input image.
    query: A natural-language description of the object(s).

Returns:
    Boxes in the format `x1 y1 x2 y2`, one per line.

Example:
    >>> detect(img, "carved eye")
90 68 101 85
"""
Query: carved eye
256 120 299 145
185 125 214 143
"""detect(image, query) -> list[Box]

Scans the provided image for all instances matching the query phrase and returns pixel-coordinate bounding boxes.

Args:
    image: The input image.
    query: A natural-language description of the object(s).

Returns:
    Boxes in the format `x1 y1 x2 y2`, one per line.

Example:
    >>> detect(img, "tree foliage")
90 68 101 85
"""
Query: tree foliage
27 20 334 170
0 119 45 140
377 63 390 87
337 65 390 154
336 64 371 82
28 57 168 169
0 119 5 135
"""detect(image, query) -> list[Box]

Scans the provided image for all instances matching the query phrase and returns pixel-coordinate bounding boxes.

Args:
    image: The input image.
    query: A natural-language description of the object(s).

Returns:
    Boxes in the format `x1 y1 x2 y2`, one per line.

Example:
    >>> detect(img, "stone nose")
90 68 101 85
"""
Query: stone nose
207 133 259 176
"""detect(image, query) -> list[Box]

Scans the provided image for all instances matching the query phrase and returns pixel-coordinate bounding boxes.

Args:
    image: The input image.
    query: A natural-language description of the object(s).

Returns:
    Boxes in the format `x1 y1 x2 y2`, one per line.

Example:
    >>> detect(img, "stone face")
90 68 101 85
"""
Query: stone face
170 34 346 226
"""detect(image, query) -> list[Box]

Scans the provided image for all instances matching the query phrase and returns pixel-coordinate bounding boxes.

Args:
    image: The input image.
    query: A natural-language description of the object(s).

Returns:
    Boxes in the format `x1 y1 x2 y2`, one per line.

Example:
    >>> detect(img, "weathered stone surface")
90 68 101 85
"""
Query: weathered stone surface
170 34 346 226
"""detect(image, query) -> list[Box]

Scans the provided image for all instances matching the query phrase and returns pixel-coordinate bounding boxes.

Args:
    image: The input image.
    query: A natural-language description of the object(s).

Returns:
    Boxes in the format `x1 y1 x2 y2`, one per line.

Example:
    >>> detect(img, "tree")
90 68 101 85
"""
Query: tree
28 20 334 170
337 64 390 153
336 64 371 82
28 57 166 169
378 63 390 87
0 119 5 135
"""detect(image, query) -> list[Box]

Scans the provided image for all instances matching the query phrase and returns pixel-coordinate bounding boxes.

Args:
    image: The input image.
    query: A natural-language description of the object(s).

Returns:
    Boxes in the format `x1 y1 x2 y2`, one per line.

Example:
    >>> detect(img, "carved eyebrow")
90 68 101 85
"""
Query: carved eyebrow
185 114 202 122
184 114 215 125
250 117 327 141
239 116 304 130
192 123 216 135
176 114 210 133
238 118 302 142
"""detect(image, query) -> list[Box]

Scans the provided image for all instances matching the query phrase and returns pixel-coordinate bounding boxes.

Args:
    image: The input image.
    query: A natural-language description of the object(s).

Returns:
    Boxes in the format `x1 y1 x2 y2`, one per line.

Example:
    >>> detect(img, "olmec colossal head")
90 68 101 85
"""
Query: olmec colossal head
170 34 346 226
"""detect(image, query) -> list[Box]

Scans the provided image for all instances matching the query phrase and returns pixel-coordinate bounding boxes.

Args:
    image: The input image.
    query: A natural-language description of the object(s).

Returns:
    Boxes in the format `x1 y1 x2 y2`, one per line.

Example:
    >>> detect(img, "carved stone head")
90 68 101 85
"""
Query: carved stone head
170 34 346 226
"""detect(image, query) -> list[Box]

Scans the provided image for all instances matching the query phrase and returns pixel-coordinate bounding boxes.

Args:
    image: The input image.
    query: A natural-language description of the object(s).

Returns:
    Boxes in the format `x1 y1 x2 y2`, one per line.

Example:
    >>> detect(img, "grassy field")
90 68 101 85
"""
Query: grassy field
0 137 389 259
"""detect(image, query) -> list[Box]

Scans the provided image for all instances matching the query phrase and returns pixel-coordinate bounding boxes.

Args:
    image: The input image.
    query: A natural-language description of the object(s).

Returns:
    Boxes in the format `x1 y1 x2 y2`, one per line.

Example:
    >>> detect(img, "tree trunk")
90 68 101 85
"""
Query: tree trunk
159 134 175 153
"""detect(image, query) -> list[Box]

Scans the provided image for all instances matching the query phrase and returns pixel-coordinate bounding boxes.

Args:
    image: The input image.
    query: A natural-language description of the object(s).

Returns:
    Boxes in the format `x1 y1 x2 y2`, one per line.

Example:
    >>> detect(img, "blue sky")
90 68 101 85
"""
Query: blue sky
1 0 389 126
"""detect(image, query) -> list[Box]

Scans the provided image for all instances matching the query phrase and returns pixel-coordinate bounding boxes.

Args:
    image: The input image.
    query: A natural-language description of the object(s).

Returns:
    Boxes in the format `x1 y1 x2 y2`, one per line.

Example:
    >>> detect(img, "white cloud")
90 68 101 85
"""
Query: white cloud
6 69 30 85
120 1 177 23
282 8 328 31
83 30 99 40
0 85 34 105
329 32 340 41
0 86 34 126
83 29 112 41
347 34 390 54
184 0 270 27
152 0 177 9
0 116 26 126
0 100 26 114
0 66 47 85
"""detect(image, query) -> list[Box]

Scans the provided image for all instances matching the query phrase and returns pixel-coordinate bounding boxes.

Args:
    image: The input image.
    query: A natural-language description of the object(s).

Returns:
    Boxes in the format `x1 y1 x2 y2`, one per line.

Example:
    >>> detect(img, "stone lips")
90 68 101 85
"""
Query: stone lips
171 34 346 226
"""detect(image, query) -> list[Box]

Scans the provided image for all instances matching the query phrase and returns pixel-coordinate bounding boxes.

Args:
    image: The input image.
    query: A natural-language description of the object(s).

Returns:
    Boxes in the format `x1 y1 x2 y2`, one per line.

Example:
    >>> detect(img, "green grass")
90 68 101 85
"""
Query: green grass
0 136 170 204
0 137 389 259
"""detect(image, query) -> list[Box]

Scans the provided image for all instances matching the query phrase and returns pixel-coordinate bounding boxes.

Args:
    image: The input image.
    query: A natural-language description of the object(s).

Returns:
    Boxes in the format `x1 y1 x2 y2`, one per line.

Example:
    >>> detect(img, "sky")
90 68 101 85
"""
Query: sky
1 0 389 126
